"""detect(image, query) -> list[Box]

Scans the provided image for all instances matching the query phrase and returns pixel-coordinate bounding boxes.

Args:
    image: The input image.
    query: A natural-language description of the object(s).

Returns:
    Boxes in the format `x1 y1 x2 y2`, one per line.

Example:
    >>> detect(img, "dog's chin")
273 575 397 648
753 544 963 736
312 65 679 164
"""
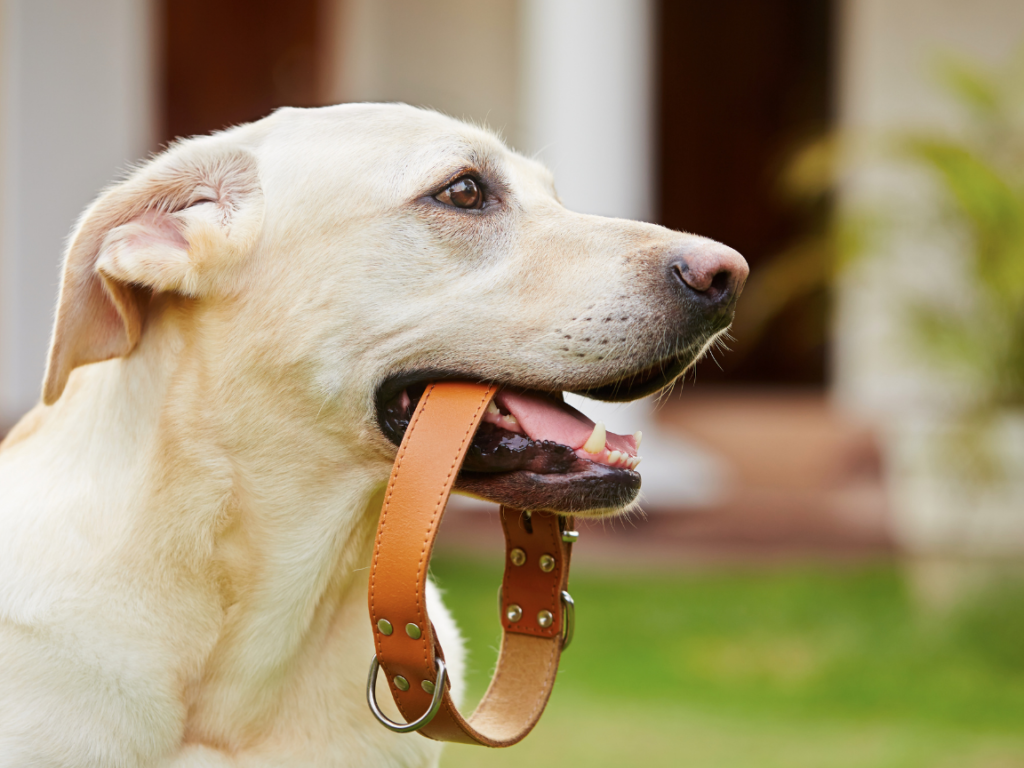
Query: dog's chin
453 464 641 517
374 352 698 517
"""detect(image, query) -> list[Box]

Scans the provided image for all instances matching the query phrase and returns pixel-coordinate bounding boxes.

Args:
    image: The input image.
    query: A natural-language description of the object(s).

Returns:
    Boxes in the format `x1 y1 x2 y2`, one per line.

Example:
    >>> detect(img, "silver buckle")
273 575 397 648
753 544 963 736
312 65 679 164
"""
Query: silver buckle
366 655 447 733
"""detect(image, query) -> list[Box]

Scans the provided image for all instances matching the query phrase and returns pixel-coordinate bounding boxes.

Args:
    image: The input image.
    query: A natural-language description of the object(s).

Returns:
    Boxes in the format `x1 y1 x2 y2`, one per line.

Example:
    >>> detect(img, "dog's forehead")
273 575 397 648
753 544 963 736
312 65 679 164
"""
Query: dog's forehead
255 104 557 207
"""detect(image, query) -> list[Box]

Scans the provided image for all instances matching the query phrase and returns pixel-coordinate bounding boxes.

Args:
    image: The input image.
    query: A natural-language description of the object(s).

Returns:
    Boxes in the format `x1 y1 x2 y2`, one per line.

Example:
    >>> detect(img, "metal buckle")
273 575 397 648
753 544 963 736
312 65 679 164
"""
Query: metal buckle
366 655 447 733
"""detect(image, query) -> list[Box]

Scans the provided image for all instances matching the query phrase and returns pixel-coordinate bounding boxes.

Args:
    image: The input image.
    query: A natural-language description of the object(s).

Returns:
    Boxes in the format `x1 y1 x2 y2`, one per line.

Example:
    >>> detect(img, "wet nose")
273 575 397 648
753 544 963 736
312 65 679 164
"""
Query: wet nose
668 240 749 306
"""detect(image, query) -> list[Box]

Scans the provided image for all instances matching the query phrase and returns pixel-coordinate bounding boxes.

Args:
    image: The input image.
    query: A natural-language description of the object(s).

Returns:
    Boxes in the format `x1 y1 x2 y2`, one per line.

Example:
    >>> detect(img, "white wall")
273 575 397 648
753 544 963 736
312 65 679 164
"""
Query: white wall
0 0 154 425
327 0 522 146
330 0 655 224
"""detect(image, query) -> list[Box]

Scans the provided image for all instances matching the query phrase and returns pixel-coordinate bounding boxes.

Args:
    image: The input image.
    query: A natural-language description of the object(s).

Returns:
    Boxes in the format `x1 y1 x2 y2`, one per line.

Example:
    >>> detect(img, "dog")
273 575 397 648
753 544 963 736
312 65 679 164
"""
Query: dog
0 103 747 766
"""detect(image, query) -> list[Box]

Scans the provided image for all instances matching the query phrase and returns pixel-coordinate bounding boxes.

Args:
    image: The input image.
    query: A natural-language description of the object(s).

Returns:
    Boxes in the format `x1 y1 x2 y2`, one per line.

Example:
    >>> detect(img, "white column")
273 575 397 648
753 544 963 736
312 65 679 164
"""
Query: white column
521 0 653 221
0 0 154 426
520 0 724 507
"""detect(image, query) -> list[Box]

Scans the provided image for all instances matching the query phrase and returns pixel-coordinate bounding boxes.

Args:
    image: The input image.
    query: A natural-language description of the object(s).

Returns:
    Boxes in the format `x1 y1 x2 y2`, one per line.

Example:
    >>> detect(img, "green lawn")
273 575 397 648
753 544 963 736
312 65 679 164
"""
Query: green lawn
431 557 1024 768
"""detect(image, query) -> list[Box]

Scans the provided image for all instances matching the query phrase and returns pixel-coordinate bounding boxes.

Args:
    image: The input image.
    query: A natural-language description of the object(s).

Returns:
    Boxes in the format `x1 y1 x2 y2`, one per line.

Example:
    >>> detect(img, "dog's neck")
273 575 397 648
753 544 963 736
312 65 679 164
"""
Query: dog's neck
20 307 391 745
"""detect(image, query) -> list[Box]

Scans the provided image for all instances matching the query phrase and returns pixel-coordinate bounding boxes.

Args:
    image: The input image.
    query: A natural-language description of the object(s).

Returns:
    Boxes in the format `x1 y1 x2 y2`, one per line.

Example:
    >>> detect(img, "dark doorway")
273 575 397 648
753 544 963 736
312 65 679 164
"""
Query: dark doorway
159 0 326 145
657 0 834 387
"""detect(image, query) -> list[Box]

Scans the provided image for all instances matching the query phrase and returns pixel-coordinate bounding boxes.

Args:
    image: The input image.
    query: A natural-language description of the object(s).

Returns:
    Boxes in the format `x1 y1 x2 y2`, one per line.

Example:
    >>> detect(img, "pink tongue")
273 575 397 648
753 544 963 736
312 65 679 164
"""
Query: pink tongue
495 390 637 456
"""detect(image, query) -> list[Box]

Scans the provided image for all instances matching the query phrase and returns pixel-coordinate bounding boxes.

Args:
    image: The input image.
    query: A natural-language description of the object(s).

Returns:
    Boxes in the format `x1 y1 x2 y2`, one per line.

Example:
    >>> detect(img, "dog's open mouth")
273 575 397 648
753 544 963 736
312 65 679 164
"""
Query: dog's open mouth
377 381 651 515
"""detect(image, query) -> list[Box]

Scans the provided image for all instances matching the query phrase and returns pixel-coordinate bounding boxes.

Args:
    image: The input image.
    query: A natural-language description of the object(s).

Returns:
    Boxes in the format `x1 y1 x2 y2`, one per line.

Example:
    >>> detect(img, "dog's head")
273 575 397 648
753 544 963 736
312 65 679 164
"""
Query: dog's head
42 104 746 517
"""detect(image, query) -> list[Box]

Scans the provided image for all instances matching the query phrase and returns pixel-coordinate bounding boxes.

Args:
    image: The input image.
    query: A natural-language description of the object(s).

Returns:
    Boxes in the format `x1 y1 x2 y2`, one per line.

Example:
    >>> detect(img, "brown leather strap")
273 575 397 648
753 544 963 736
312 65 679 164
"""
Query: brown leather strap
368 381 573 746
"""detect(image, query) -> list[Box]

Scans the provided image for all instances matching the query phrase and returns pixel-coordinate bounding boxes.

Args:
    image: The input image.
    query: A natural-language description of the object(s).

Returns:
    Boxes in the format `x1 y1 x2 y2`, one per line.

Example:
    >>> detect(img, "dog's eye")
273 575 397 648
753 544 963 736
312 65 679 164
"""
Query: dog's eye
436 177 483 209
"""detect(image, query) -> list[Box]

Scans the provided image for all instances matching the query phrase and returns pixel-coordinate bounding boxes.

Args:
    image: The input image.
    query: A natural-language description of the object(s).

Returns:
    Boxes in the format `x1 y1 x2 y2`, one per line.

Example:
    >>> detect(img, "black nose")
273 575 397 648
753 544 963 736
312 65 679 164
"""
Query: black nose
668 240 749 307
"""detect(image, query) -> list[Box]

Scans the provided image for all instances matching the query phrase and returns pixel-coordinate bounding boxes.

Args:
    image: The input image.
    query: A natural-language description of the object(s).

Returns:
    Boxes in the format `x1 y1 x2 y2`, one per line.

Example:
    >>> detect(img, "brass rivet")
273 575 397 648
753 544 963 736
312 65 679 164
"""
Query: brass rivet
393 675 410 691
421 679 435 694
377 619 393 635
537 609 554 628
539 554 556 573
406 622 422 640
510 547 527 566
506 603 523 622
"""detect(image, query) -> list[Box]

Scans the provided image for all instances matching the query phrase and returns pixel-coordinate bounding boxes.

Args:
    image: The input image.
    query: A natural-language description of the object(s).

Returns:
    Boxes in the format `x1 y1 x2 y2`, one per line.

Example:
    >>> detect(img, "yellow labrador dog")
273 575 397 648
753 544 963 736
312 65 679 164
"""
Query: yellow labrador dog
0 104 746 766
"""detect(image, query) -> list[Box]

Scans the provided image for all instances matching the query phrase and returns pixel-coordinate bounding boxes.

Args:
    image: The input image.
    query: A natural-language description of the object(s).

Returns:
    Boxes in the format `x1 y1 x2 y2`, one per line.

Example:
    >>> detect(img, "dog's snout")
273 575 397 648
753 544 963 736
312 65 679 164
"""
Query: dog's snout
668 241 749 306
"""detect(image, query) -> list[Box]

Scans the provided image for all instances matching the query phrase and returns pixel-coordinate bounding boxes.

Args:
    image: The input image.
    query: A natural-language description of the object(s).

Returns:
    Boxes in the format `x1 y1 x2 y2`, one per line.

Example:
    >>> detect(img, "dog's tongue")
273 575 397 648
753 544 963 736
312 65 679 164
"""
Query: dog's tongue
493 389 638 458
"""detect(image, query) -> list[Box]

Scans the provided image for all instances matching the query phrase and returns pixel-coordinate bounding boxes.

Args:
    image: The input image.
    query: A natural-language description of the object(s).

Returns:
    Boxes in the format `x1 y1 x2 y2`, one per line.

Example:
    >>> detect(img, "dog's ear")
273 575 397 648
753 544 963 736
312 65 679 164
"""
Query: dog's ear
42 142 263 405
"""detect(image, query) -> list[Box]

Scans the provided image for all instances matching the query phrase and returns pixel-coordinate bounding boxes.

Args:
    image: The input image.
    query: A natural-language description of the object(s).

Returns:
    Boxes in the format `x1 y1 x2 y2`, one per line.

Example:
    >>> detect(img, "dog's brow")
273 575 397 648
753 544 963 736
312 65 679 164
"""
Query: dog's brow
425 153 510 196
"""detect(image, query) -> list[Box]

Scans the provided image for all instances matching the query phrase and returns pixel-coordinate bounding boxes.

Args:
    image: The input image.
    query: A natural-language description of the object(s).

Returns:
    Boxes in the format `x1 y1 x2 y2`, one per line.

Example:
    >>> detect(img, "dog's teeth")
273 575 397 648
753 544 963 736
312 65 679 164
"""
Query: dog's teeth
633 456 642 469
634 430 643 449
487 401 500 416
505 414 518 424
583 422 606 454
608 450 622 465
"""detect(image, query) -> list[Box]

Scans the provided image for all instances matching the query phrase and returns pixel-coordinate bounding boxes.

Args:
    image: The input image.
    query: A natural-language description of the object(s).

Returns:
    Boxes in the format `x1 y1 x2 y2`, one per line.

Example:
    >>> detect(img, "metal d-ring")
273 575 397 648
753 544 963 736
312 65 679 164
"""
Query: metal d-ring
560 590 575 650
366 655 447 733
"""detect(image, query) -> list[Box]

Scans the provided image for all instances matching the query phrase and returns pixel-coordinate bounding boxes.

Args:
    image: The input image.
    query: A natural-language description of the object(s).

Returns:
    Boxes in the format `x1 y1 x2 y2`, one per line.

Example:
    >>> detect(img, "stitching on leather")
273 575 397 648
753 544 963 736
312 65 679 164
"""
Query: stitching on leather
421 387 497 743
411 385 495 733
414 385 494 678
478 511 517 717
369 384 431 622
546 514 561 634
475 518 557 716
502 514 560 637
506 514 560 636
474 507 513 721
500 510 529 634
370 383 435 722
469 512 562 743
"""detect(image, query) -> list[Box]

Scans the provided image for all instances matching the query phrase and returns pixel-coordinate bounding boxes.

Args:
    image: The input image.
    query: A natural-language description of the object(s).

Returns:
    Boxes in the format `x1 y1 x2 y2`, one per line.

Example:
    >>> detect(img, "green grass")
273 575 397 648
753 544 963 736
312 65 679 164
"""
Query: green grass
431 557 1024 768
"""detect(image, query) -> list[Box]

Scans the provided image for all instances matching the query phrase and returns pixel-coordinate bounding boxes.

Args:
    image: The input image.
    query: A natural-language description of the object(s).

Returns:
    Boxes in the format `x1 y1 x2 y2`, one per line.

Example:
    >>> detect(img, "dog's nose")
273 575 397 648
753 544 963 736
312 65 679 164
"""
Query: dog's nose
668 240 749 307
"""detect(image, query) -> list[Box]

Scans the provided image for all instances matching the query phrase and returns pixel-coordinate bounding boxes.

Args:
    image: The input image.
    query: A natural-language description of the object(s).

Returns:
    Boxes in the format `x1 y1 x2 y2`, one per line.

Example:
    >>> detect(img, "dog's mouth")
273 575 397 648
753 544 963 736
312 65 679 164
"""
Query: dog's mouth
375 358 688 515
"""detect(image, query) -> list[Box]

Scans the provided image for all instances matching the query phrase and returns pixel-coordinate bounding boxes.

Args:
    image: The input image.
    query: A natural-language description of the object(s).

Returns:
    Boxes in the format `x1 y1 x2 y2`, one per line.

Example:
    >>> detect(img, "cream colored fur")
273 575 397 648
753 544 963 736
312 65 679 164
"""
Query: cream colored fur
0 104 723 766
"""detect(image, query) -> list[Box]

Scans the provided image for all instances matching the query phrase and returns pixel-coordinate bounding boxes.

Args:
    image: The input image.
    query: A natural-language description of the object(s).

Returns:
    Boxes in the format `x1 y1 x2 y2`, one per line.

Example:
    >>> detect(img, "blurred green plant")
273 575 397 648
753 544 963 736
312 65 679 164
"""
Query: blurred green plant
737 51 1024 426
725 131 874 367
901 52 1024 411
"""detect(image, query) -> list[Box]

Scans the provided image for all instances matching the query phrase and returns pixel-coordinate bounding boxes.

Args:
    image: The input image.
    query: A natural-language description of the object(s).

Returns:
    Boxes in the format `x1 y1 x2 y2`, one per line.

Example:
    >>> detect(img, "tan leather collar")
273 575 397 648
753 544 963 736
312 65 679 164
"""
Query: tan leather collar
367 381 574 746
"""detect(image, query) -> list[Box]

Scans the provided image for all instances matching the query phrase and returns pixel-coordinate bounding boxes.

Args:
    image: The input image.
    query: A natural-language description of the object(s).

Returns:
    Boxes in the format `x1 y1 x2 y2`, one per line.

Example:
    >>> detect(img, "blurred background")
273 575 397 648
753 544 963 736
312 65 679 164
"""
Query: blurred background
1 1 1023 765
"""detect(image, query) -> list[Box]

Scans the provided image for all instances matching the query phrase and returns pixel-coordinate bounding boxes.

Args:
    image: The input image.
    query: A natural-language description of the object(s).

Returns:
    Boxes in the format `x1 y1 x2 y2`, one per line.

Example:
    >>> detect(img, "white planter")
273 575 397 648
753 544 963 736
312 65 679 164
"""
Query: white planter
887 411 1024 558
